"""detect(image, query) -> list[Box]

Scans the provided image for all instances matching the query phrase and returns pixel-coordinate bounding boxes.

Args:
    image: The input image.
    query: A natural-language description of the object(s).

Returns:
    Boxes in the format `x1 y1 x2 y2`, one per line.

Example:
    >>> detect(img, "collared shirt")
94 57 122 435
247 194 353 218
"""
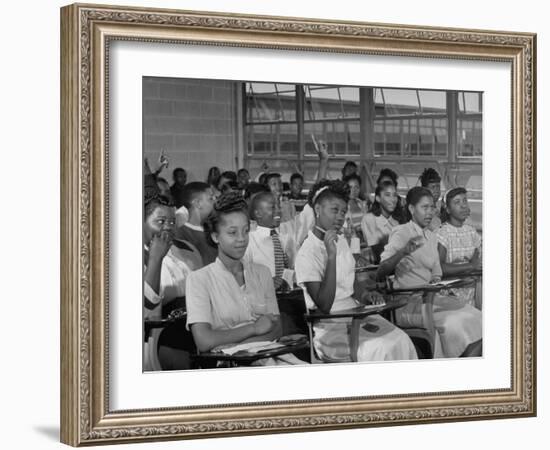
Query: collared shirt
380 221 442 289
143 246 195 319
361 212 399 247
295 230 358 311
186 258 279 331
243 223 296 276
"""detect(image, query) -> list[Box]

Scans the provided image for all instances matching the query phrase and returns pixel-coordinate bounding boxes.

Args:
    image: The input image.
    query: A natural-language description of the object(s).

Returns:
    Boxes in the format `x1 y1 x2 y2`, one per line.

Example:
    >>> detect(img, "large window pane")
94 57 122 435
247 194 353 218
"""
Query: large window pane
246 82 296 123
457 117 482 157
305 86 360 120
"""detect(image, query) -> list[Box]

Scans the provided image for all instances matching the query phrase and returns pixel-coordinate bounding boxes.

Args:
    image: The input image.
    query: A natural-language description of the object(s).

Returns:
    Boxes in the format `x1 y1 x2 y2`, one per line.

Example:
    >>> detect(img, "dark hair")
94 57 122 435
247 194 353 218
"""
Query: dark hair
264 172 282 185
404 186 434 221
249 191 274 221
369 181 405 223
440 187 468 223
220 171 237 182
204 192 249 246
206 166 221 186
144 195 173 221
341 160 358 176
307 179 332 207
343 173 362 186
220 180 240 194
237 168 249 177
290 172 304 184
419 167 441 187
310 179 350 207
173 167 186 177
244 182 270 200
176 182 210 209
376 168 399 187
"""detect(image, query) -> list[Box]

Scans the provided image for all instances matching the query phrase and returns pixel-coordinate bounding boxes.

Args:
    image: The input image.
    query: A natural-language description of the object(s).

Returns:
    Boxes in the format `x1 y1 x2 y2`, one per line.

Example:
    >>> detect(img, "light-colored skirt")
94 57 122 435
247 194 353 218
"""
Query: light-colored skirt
313 314 418 362
395 294 482 358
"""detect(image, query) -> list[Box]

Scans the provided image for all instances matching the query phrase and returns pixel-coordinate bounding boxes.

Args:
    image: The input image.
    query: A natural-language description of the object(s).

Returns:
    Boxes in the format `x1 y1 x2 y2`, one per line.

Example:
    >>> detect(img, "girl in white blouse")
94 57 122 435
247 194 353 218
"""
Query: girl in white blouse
186 192 304 366
361 181 405 263
295 181 417 362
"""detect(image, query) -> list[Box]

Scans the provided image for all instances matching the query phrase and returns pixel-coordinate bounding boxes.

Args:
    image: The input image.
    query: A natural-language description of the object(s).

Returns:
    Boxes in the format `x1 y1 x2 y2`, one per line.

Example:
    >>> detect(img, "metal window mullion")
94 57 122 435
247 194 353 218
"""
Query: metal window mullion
296 85 305 171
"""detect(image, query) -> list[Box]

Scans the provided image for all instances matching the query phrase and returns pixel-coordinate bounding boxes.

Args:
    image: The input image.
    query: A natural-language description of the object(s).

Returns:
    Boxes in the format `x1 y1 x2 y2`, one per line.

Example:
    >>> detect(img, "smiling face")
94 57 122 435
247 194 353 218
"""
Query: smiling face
143 205 176 243
408 195 435 229
267 176 283 197
211 211 250 260
347 178 361 200
254 193 280 228
315 195 348 233
376 184 398 214
446 192 471 223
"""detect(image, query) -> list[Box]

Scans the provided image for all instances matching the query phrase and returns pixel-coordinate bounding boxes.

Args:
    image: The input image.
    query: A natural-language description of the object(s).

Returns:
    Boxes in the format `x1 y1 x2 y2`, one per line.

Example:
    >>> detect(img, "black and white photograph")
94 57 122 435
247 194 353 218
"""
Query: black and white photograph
143 78 483 371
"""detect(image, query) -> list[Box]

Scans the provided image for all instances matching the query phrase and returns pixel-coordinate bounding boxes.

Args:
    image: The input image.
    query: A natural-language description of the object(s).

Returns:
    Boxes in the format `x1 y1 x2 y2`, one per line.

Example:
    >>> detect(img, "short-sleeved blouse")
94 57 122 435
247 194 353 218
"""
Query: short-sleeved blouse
436 222 481 263
186 258 279 330
295 231 357 311
380 221 442 289
361 212 399 247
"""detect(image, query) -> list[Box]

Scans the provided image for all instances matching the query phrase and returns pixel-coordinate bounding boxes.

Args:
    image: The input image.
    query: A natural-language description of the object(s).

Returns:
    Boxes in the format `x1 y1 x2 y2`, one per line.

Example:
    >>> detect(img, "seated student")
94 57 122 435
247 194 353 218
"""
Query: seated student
377 187 482 358
436 187 482 308
295 181 418 362
237 168 250 190
295 179 332 248
288 173 308 212
361 181 406 263
244 191 296 291
170 167 187 201
174 182 218 265
419 167 443 231
376 168 405 209
343 174 369 239
265 172 296 223
206 166 221 190
143 196 200 370
185 192 302 365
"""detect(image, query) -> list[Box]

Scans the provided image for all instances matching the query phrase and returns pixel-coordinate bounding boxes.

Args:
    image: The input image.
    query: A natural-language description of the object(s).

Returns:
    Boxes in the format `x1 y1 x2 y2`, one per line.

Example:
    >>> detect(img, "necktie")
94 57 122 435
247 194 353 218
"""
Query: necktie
270 228 288 277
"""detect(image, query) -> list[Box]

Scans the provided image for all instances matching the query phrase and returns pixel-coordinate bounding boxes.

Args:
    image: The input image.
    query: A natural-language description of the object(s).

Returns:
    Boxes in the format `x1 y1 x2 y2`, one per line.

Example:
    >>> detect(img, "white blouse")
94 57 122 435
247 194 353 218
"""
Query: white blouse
295 230 358 311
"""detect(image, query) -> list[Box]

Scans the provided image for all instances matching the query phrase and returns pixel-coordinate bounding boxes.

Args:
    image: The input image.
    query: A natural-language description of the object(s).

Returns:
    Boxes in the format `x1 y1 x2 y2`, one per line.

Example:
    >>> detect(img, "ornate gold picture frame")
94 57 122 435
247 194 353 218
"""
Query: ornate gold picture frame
60 3 536 446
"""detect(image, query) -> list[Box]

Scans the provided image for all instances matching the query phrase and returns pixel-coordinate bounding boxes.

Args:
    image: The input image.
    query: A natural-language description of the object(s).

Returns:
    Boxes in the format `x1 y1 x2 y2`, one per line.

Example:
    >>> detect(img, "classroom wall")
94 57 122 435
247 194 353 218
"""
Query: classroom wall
143 77 238 183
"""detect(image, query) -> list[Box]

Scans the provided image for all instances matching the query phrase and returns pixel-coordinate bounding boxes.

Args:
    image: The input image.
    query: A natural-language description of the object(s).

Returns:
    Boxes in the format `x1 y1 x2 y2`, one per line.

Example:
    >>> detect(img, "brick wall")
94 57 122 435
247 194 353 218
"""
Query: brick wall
143 77 239 184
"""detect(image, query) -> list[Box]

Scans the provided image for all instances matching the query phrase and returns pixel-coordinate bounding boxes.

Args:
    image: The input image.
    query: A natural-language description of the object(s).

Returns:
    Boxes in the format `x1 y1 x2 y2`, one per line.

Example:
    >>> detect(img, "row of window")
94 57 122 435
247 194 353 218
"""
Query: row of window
244 83 482 159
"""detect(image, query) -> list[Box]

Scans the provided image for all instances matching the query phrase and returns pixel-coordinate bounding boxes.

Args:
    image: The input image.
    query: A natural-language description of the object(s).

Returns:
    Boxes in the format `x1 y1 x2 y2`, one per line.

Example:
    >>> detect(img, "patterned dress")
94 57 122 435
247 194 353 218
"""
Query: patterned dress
436 222 482 307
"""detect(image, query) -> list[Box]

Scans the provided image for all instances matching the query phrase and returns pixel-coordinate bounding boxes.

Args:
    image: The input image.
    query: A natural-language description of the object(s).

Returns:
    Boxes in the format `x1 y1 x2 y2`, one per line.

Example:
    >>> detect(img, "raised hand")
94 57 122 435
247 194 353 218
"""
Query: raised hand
157 149 169 171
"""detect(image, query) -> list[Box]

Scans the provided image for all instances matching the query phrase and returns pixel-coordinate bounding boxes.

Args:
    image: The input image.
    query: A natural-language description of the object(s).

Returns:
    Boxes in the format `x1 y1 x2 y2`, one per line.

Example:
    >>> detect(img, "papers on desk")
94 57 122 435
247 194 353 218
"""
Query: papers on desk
430 279 461 287
215 340 285 356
